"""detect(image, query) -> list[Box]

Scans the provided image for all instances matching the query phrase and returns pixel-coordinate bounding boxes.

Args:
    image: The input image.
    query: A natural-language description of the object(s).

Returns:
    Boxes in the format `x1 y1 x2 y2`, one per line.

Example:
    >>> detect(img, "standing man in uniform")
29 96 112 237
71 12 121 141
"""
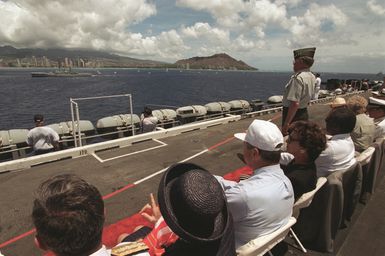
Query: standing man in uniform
26 114 60 155
282 47 316 135
313 73 321 100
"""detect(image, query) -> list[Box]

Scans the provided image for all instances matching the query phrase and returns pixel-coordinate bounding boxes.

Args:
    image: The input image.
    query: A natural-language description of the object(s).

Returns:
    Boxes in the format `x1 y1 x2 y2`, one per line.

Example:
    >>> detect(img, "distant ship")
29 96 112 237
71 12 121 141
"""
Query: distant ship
31 69 94 77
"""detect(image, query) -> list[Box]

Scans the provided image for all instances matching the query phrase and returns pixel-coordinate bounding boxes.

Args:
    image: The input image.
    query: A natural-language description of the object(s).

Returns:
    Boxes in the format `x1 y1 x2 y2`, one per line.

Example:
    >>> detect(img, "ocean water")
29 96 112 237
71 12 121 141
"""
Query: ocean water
0 68 380 130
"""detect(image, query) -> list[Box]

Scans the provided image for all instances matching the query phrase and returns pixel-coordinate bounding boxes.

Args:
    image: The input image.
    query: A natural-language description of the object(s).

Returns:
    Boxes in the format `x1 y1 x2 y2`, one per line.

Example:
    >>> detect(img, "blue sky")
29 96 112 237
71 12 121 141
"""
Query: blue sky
0 0 384 73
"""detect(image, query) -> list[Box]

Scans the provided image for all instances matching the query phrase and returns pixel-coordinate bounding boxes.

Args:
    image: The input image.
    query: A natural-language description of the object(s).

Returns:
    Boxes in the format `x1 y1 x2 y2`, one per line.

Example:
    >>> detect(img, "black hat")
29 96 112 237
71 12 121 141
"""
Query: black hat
158 163 234 252
293 47 316 59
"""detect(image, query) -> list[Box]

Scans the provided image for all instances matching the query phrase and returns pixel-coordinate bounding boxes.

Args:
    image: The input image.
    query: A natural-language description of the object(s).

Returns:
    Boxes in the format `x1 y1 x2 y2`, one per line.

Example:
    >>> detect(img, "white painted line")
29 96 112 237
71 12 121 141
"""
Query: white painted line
134 148 209 185
91 153 104 163
94 139 168 162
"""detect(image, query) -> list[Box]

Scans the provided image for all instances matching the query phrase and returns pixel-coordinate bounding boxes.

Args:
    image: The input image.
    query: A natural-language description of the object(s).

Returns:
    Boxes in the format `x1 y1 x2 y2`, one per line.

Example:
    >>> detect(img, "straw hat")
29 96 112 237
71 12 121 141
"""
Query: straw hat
327 97 346 108
158 163 235 255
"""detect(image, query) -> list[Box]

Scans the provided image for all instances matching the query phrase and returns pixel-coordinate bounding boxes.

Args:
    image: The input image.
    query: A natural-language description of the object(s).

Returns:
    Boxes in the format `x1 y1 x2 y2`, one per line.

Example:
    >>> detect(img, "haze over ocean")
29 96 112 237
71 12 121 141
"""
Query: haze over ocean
0 68 380 130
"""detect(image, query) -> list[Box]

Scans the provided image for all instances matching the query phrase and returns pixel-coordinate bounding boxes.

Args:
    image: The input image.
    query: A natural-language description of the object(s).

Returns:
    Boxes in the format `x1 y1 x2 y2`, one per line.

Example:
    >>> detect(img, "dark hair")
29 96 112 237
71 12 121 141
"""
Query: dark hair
143 107 153 117
288 121 327 161
32 174 105 256
326 107 356 134
245 143 281 163
34 114 44 122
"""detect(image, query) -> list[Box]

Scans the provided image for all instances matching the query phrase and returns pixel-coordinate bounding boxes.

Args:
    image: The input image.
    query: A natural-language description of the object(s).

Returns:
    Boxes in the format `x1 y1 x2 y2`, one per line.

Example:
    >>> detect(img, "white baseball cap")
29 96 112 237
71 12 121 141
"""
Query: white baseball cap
234 119 284 151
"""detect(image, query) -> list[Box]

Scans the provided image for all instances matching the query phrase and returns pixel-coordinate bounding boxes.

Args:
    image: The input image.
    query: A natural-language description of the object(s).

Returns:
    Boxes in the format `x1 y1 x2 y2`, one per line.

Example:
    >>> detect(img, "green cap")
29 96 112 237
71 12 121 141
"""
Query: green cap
293 47 316 59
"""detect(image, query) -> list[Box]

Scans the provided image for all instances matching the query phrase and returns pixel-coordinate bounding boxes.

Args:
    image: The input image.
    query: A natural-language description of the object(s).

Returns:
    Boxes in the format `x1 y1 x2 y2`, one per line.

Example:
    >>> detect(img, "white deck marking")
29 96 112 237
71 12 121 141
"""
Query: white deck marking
92 139 168 163
133 148 209 185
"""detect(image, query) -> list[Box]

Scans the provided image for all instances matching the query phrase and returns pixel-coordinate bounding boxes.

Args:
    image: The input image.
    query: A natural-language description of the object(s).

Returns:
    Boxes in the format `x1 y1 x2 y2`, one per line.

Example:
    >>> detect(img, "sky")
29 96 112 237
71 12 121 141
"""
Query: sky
0 0 384 73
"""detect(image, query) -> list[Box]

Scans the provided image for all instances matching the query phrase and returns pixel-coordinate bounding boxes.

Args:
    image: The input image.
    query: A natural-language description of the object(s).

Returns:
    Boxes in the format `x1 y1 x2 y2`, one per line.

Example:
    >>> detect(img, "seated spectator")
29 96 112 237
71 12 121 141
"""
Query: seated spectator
315 107 357 177
119 163 236 256
346 95 376 152
32 174 117 255
215 119 294 248
141 107 158 133
281 121 327 200
367 97 385 138
26 114 60 155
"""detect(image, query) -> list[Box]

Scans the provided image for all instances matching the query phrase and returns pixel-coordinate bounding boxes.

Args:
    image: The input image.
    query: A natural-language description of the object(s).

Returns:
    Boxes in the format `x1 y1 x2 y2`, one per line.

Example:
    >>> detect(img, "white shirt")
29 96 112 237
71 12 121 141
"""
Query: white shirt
215 164 294 248
315 77 321 89
315 133 356 177
141 116 158 133
26 126 59 151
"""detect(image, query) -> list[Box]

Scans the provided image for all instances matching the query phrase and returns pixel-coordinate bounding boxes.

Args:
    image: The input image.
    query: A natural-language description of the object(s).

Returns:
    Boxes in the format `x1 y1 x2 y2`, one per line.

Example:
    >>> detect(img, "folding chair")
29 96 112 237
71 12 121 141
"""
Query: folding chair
290 177 327 253
236 217 296 256
356 146 376 203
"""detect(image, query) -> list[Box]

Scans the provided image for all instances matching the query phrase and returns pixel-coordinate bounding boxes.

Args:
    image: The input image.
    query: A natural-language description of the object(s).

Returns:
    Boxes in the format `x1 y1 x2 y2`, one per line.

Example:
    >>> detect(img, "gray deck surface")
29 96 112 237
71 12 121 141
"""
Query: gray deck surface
1 94 384 255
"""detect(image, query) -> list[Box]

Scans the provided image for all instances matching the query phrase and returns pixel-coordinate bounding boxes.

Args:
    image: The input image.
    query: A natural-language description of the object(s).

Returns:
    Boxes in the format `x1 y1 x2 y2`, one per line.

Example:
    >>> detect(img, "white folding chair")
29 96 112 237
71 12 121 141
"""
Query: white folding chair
290 177 328 253
236 217 296 256
355 146 375 166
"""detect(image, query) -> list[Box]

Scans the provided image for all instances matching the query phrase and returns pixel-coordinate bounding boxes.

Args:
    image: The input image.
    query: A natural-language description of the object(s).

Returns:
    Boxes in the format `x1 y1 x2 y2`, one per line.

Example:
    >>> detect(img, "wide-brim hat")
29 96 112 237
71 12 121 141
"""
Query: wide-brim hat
158 163 230 244
293 47 316 59
326 97 346 108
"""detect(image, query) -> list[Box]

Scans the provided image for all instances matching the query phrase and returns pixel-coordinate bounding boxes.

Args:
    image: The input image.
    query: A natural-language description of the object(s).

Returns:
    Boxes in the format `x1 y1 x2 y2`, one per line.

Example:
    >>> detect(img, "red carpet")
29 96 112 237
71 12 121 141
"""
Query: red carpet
43 165 250 255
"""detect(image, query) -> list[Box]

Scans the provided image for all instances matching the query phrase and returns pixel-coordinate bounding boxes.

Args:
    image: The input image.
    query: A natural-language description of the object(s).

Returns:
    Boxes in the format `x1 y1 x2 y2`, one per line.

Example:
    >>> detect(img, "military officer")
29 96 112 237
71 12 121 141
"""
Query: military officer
282 47 316 135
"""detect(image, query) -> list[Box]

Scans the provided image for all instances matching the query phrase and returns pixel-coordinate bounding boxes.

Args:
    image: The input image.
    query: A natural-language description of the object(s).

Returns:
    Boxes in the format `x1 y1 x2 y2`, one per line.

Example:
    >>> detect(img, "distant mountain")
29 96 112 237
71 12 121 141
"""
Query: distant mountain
175 53 257 70
0 45 168 68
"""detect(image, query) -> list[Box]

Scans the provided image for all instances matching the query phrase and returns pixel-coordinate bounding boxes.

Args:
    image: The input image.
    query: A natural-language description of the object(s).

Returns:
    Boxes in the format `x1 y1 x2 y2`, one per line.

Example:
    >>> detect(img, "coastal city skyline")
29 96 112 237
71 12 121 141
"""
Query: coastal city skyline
0 0 384 74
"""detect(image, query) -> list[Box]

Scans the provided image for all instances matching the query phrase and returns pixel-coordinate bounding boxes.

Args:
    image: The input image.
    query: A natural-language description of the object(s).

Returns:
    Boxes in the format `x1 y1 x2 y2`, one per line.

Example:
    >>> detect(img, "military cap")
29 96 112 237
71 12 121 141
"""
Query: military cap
369 97 385 106
293 47 316 59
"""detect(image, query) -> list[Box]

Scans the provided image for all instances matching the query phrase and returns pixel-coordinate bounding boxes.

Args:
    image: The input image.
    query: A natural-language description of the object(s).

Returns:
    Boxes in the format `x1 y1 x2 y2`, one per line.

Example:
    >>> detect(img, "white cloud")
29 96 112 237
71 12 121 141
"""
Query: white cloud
367 0 385 16
181 22 230 43
0 0 384 72
0 0 189 58
284 4 349 47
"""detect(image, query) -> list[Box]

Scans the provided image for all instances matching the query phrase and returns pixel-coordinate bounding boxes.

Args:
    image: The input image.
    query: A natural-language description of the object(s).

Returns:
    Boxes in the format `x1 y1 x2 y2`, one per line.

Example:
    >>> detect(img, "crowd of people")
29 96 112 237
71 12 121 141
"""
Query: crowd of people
26 47 385 256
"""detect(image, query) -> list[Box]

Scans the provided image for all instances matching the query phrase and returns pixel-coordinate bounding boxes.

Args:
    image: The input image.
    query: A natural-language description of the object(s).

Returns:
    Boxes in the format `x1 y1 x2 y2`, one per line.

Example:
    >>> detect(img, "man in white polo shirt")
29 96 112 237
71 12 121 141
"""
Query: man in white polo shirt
215 119 294 248
315 107 357 177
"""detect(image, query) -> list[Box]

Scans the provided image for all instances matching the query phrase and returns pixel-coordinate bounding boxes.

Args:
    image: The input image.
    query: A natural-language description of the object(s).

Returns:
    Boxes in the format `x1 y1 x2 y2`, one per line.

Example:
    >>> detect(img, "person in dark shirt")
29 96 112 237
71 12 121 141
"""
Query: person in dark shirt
281 121 327 200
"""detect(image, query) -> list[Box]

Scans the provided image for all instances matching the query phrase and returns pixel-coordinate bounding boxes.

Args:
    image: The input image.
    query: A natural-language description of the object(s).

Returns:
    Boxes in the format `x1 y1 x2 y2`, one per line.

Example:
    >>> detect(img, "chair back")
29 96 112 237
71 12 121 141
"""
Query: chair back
293 177 327 218
236 217 296 256
357 143 381 199
293 162 362 253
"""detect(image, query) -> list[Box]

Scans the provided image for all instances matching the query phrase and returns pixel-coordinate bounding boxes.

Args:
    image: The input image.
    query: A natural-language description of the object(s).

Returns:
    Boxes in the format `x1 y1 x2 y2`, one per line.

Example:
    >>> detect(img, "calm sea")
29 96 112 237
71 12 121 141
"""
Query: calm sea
0 68 380 130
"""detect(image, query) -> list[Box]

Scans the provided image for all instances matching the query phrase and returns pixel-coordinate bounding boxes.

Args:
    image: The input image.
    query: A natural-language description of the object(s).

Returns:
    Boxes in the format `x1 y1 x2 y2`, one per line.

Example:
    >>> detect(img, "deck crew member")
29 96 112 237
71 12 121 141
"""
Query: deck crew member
26 114 60 155
313 73 321 100
282 47 316 135
215 119 294 248
141 107 158 133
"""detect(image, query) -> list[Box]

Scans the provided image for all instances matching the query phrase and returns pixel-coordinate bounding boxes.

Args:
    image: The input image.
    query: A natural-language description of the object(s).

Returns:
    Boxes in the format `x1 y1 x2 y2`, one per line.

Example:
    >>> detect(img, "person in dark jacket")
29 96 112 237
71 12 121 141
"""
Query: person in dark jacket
281 121 327 200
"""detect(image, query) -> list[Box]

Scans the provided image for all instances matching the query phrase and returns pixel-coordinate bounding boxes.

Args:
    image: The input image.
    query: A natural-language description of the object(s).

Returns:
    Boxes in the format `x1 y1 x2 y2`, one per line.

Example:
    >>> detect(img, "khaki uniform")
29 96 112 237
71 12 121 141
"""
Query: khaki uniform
283 69 315 108
351 113 376 152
